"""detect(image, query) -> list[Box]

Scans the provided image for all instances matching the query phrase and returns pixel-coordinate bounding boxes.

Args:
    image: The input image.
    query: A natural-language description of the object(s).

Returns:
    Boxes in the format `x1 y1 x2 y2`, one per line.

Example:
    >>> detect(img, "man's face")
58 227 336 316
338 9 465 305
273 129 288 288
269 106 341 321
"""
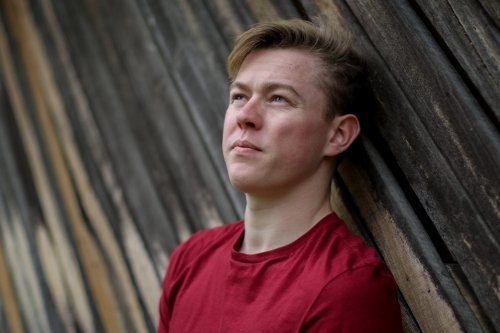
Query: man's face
222 48 334 196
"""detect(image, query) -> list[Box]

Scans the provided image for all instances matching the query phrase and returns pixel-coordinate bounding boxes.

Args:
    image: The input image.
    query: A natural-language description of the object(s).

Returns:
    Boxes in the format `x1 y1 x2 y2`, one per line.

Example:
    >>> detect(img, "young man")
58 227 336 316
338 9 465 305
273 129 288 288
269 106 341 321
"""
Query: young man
158 18 403 332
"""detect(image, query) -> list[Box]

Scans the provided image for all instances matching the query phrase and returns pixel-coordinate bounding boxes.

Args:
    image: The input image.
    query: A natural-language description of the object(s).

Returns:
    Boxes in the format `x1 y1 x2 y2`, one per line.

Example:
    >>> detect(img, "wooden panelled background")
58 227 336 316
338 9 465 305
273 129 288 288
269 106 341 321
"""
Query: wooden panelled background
0 0 498 332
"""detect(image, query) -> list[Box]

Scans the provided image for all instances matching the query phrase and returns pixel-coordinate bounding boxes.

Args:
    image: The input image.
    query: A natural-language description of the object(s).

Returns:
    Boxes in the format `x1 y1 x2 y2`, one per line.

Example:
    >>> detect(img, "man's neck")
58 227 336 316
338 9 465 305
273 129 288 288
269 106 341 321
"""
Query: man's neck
239 181 332 254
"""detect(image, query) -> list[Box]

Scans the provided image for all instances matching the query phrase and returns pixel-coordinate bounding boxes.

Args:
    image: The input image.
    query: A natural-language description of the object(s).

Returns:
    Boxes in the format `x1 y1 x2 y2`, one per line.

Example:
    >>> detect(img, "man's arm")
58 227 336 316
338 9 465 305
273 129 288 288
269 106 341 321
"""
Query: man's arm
158 242 188 333
300 265 404 333
158 257 175 333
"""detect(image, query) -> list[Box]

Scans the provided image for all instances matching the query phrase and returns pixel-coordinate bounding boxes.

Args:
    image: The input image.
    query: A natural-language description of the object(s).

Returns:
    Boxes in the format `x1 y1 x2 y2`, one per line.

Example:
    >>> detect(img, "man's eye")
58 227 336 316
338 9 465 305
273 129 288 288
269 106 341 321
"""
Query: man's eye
272 96 286 103
231 94 245 102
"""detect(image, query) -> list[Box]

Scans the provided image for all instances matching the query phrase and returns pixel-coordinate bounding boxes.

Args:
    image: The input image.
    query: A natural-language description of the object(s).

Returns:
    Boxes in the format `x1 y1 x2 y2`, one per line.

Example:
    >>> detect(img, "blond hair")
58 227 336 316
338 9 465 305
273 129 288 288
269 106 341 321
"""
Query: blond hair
227 18 365 120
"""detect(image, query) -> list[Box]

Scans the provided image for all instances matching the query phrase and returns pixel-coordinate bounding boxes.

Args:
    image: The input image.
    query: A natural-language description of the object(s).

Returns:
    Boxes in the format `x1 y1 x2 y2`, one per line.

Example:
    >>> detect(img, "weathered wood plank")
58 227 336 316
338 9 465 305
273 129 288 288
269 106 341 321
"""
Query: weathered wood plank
23 0 158 330
0 79 25 333
411 0 500 126
27 0 165 328
345 0 500 240
398 302 421 333
0 222 24 333
447 263 496 333
0 4 98 331
86 0 225 232
0 90 62 332
4 0 132 331
330 176 371 242
302 0 500 328
338 136 481 333
244 0 301 21
477 0 500 29
301 0 500 330
0 175 52 333
330 176 422 333
52 0 180 257
136 0 246 220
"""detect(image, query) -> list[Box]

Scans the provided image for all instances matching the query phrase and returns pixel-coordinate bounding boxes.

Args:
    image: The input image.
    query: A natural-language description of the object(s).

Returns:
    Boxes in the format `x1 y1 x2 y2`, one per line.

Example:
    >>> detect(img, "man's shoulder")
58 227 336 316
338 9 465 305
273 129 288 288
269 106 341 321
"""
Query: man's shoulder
309 213 388 280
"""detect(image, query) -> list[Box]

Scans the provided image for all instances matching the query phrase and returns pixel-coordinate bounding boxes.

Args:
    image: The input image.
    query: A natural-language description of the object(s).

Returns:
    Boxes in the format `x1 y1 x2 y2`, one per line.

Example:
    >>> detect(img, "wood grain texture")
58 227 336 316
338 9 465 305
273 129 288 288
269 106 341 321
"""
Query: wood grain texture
410 0 500 127
301 0 500 329
447 263 497 333
0 228 24 333
330 176 422 333
345 0 500 240
136 0 247 222
477 0 500 29
338 137 480 333
4 0 128 331
0 11 97 332
34 0 164 327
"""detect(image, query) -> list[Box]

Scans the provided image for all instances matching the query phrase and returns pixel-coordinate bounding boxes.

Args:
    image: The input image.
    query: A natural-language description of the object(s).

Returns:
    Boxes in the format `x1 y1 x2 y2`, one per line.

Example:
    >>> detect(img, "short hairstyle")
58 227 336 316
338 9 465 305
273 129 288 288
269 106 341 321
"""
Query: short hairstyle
227 18 365 121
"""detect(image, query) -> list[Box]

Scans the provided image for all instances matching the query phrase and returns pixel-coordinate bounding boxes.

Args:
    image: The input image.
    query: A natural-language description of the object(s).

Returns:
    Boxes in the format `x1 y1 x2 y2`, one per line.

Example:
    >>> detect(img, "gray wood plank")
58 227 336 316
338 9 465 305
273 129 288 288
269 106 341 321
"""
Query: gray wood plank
411 0 500 127
309 0 500 328
477 0 500 29
136 0 247 219
338 136 482 332
345 0 500 241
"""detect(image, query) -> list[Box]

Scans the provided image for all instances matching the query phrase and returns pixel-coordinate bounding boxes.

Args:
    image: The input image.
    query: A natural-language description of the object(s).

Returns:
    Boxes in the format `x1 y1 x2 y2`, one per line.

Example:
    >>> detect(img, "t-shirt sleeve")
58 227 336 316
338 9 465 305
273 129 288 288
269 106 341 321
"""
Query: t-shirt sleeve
158 242 186 333
300 264 404 333
158 257 174 333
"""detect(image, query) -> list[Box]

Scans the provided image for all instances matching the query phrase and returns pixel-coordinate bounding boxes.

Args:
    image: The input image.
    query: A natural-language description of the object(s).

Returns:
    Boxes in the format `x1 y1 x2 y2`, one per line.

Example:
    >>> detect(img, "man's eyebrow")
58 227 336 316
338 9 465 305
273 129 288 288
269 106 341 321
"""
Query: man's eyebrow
261 82 300 98
229 81 249 92
230 81 300 97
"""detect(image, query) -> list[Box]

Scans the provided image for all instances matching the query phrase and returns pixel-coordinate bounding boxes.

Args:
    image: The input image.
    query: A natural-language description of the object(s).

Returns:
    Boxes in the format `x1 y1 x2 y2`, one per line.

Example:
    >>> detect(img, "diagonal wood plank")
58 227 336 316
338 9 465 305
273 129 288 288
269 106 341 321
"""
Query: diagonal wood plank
0 224 24 333
0 11 97 332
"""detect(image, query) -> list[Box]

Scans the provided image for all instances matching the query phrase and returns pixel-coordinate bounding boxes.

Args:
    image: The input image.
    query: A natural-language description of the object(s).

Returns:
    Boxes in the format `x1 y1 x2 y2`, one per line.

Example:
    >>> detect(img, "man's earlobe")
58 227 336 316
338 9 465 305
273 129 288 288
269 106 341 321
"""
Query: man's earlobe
325 114 361 157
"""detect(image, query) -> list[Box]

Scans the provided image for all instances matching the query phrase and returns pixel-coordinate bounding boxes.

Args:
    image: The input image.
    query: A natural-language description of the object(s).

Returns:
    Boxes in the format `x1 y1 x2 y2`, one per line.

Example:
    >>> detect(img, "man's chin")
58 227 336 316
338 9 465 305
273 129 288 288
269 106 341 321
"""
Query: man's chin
229 175 266 194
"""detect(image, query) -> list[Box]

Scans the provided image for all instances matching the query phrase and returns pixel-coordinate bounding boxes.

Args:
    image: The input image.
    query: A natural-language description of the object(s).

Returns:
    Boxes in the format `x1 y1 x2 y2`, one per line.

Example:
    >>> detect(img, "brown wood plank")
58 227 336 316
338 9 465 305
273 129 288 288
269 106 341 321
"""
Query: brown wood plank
30 0 168 326
0 2 99 331
338 137 481 333
0 193 52 332
0 229 24 333
36 0 161 328
0 46 72 333
447 263 496 333
2 0 129 331
49 0 181 257
330 176 422 333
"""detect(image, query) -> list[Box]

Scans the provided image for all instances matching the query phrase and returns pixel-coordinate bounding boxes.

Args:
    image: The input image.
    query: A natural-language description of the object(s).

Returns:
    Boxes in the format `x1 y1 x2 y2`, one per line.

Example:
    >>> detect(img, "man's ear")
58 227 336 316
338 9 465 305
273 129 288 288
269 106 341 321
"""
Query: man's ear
324 114 361 157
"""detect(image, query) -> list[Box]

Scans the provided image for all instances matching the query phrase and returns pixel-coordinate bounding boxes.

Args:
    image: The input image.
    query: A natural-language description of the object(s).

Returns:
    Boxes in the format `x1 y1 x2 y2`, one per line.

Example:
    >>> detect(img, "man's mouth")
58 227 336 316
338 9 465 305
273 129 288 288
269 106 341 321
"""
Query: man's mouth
232 140 261 151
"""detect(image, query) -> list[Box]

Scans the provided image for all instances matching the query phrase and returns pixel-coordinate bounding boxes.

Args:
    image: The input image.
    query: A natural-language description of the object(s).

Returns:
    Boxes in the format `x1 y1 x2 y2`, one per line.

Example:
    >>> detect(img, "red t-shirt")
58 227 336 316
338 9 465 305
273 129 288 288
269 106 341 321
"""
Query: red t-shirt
158 213 403 332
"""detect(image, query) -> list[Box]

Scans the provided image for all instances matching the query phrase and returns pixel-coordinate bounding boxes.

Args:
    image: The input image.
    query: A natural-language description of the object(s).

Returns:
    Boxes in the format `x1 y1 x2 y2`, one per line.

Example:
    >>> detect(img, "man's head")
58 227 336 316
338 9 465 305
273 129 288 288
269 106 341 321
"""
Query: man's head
222 18 363 196
228 18 364 121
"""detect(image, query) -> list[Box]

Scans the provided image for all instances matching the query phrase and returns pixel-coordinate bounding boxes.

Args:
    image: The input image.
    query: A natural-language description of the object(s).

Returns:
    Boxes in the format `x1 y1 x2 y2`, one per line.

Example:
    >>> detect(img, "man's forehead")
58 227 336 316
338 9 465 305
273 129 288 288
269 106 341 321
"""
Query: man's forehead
237 48 321 77
230 49 323 96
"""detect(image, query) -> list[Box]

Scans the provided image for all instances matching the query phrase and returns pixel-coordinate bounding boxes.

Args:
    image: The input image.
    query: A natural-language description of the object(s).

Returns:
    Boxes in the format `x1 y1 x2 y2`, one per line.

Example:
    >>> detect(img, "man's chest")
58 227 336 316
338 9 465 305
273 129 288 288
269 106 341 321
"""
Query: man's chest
168 258 325 333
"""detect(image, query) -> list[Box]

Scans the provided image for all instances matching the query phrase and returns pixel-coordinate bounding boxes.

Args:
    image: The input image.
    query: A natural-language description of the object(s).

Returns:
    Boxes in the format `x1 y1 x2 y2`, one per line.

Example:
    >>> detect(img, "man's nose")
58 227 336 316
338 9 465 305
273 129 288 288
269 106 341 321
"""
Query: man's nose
236 98 263 130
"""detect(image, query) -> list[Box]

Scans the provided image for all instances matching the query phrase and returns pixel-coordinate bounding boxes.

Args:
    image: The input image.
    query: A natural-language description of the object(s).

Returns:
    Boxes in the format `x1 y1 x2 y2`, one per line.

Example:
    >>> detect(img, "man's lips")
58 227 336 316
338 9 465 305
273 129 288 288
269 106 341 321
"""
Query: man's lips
231 140 261 151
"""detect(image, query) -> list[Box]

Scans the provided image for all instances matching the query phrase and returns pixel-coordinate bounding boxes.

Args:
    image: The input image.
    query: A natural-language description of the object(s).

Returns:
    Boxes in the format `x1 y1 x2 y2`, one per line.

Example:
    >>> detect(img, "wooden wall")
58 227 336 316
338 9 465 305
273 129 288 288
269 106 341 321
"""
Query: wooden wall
0 0 498 332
